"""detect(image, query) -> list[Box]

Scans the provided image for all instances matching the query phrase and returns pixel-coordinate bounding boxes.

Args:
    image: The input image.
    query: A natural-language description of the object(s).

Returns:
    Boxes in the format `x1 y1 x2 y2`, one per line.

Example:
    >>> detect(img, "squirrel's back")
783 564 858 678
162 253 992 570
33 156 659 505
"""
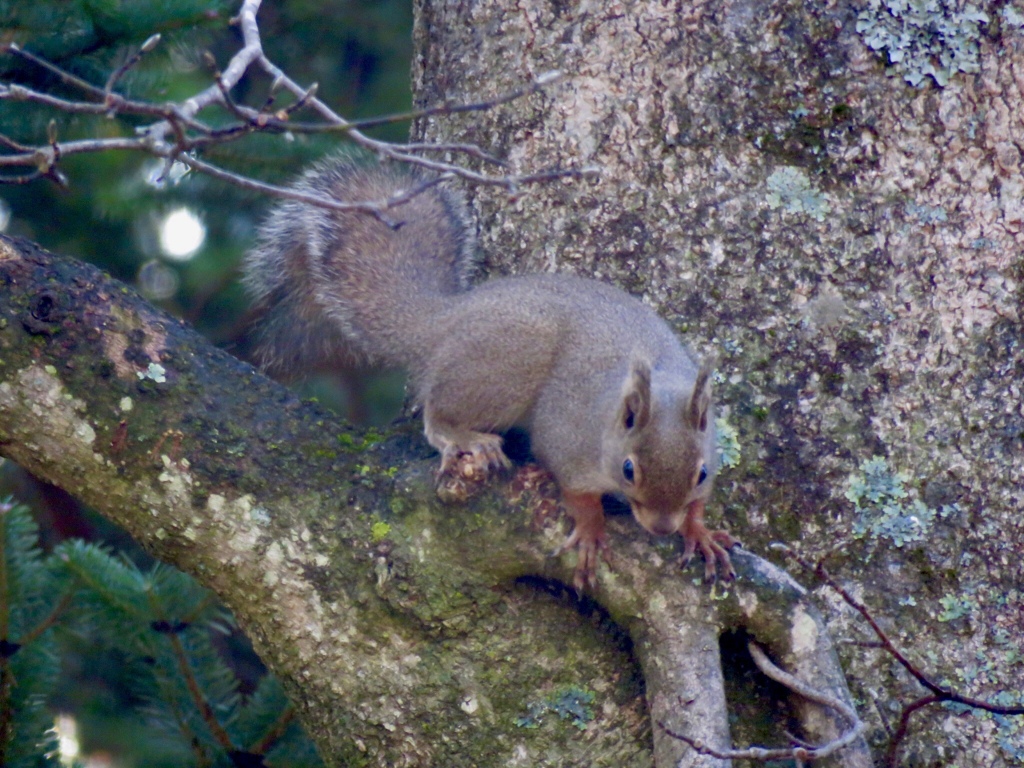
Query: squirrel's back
243 159 737 585
243 158 475 376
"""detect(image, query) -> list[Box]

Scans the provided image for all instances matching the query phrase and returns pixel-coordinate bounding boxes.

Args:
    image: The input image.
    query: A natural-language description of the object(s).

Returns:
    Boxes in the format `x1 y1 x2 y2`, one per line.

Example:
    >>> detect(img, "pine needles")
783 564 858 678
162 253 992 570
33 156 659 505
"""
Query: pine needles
0 498 321 767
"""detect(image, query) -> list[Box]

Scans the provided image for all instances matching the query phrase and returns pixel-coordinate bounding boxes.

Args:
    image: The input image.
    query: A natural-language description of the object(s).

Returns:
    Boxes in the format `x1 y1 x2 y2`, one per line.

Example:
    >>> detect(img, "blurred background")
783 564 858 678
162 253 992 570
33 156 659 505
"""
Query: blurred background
0 1 416 763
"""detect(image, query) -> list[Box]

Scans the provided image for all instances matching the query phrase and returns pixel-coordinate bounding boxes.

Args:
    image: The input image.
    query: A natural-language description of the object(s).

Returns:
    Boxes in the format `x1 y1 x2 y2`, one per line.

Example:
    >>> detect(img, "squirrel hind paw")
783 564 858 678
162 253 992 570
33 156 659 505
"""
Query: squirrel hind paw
434 433 511 503
679 527 739 583
436 433 511 476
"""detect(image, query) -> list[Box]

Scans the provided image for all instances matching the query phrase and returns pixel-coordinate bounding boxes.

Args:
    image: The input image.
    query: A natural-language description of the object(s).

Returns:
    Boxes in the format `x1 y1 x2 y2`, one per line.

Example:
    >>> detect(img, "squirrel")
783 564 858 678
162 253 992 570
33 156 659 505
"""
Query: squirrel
243 158 738 589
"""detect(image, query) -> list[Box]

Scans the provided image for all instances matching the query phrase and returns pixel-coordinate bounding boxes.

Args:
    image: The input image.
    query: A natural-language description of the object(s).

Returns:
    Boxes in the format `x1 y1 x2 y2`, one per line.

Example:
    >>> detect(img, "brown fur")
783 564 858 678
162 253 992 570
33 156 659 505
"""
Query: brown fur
244 160 735 587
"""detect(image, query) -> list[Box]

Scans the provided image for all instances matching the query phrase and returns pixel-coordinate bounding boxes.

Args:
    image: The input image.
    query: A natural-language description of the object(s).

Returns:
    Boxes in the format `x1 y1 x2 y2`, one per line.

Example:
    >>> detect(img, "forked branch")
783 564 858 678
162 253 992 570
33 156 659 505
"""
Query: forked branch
775 543 1024 767
0 0 595 208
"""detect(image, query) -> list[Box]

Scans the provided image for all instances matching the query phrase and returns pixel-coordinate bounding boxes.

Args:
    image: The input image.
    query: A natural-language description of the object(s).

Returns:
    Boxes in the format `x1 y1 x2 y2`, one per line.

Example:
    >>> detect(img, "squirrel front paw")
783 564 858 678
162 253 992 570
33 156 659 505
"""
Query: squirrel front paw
555 526 611 592
556 491 612 591
679 518 739 583
437 432 511 478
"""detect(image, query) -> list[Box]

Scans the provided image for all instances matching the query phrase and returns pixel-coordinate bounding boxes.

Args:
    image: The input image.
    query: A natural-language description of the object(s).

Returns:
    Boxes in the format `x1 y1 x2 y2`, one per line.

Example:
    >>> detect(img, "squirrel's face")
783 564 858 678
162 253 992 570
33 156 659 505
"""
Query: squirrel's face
603 357 715 537
627 467 710 535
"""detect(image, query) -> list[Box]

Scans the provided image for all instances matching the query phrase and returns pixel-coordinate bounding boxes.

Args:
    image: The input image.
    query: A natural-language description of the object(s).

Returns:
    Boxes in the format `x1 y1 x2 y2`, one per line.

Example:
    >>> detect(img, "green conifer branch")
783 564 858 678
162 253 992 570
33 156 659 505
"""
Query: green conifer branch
0 502 14 642
251 705 296 754
15 588 74 647
167 630 237 752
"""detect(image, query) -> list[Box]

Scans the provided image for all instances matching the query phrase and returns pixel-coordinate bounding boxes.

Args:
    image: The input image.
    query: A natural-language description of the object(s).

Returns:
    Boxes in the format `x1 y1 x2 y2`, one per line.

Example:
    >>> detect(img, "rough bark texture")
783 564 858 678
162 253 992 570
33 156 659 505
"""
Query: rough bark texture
412 0 1024 765
0 235 871 765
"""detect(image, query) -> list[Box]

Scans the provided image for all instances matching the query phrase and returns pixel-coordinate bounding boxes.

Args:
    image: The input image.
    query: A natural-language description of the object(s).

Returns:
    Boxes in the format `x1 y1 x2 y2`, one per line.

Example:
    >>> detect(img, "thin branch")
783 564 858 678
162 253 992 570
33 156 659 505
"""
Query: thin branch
17 589 76 647
0 137 157 167
747 641 867 756
290 70 562 131
178 591 221 626
2 42 109 101
195 0 570 184
774 543 1024 767
248 705 297 754
747 642 859 724
397 142 507 165
167 630 236 752
1 83 115 115
165 0 266 129
659 640 866 764
658 719 816 764
1 0 592 208
0 169 44 184
176 153 437 224
152 660 214 765
0 81 215 133
105 33 162 96
774 544 1024 716
0 134 33 153
885 694 940 768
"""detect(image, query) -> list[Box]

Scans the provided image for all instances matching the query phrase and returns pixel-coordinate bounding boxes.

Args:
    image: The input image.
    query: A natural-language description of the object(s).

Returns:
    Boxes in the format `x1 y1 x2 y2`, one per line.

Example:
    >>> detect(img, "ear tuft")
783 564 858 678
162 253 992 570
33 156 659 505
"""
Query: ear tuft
687 357 714 432
620 357 652 432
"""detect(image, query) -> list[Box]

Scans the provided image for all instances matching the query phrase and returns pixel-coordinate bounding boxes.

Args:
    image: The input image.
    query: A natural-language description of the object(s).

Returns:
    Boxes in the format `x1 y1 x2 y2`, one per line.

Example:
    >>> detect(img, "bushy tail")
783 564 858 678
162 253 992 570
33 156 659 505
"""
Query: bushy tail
243 158 476 377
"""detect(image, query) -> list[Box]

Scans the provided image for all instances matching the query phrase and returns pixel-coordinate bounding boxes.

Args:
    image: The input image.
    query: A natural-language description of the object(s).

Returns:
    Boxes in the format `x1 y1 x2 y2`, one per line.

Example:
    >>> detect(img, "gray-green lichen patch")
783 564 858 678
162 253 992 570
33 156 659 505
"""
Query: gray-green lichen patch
856 0 990 87
715 417 741 468
136 362 167 383
905 201 948 224
515 685 596 731
765 166 831 221
845 456 959 550
1003 4 1024 28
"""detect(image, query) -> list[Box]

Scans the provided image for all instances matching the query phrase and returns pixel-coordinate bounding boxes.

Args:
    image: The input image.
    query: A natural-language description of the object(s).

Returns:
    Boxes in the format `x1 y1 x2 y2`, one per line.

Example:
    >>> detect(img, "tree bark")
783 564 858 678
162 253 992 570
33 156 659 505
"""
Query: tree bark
412 0 1024 765
0 232 871 765
0 0 1020 763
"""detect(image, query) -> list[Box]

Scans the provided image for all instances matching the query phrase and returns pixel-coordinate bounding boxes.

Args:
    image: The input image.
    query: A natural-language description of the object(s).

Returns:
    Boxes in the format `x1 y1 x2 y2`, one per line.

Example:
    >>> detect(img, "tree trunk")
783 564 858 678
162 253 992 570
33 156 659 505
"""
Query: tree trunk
412 0 1024 765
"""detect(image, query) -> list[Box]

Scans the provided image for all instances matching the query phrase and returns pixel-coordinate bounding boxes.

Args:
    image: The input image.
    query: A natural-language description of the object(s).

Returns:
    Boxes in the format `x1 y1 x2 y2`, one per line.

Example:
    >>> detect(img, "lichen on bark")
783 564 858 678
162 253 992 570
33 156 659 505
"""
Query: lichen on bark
413 0 1024 762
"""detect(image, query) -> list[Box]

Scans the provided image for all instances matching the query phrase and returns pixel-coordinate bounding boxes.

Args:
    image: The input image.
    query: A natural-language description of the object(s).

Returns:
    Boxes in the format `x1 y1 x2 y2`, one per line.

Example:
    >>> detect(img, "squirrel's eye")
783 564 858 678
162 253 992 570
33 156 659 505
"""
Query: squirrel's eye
622 458 635 483
698 464 708 485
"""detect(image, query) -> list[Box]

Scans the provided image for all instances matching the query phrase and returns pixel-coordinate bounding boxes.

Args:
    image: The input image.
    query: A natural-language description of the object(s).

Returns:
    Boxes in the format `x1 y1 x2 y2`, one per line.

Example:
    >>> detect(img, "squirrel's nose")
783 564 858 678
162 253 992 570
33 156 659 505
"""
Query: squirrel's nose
647 520 678 536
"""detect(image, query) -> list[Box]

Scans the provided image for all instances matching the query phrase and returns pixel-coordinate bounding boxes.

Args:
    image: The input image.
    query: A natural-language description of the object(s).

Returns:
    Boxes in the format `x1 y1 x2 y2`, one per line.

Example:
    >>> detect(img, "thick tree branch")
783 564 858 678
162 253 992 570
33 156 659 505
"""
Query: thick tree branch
0 235 870 766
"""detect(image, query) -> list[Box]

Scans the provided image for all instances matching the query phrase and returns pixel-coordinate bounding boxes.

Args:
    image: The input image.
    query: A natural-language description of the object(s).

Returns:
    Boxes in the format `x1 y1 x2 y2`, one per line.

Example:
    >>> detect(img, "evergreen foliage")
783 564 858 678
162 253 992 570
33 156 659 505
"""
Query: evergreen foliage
1 0 414 344
0 498 323 766
0 498 61 767
0 2 416 757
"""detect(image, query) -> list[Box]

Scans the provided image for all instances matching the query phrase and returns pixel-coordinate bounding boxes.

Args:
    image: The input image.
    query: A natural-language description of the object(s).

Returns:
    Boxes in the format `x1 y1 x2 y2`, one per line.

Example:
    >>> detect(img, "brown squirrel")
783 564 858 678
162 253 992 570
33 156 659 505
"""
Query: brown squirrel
243 158 738 589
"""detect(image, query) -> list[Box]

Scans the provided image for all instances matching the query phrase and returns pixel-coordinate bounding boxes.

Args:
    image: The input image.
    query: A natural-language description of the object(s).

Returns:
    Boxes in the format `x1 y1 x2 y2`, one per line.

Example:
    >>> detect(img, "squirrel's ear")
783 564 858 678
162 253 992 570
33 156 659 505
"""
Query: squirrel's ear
619 357 652 432
686 357 714 433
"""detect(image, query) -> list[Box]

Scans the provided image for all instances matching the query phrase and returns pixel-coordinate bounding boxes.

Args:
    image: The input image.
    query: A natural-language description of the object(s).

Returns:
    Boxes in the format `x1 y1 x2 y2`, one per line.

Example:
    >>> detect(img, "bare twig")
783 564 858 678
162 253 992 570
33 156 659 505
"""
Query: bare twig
773 543 1024 767
658 719 816 764
176 153 448 225
886 694 940 768
658 641 866 764
154 636 222 763
105 33 162 96
747 641 867 756
398 142 507 165
1 0 586 204
248 705 297 754
146 572 238 755
2 42 109 100
291 71 562 131
17 589 77 647
0 81 213 133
